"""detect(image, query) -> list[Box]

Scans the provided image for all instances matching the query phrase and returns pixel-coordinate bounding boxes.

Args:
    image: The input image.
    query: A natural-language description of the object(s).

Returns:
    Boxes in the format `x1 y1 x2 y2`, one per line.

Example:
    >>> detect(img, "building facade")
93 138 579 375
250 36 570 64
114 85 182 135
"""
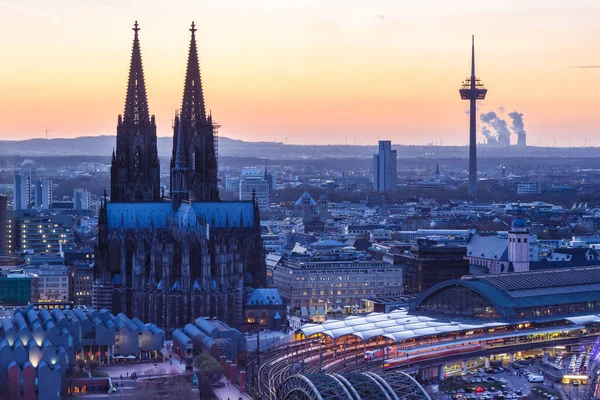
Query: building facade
73 189 92 210
13 172 30 210
373 140 397 192
33 178 52 209
397 241 470 293
16 214 74 254
240 178 269 211
71 263 94 306
0 194 6 255
272 255 403 318
94 22 265 333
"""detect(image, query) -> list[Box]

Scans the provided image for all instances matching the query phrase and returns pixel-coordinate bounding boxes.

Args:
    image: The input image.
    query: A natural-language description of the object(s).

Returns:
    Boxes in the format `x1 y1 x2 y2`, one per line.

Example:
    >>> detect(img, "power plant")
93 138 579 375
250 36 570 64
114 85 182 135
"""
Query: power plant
459 35 487 200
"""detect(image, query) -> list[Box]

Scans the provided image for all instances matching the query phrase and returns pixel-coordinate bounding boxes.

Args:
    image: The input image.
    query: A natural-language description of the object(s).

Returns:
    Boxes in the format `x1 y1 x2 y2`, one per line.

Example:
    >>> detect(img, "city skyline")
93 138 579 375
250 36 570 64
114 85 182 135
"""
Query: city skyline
1 0 600 146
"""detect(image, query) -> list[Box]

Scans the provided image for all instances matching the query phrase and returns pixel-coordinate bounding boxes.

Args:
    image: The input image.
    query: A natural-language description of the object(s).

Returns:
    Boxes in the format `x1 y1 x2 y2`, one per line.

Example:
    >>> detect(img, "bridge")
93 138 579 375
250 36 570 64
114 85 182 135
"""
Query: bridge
277 370 431 400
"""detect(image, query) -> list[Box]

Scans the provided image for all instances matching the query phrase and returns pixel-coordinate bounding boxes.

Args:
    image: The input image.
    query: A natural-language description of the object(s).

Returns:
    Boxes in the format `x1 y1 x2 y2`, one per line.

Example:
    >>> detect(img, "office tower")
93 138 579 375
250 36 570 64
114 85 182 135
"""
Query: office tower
240 178 270 211
372 140 397 192
13 172 30 210
459 36 487 200
73 189 92 210
33 178 52 209
0 194 6 255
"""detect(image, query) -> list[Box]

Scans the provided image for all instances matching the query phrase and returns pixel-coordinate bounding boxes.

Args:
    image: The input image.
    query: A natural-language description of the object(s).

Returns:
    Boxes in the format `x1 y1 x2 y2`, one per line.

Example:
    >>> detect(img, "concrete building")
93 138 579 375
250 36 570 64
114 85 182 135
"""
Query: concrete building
373 140 397 192
517 182 541 195
508 215 530 272
272 253 403 318
73 189 91 210
13 172 31 211
240 177 270 211
91 282 113 310
71 263 94 306
32 178 52 209
28 264 70 302
16 214 74 254
0 194 7 255
396 241 470 293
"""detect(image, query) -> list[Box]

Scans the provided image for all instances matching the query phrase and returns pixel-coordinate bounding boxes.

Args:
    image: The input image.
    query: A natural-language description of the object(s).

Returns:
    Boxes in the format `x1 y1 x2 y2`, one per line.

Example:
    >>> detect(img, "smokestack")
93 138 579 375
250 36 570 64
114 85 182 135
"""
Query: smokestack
481 126 497 144
508 111 527 147
480 111 511 147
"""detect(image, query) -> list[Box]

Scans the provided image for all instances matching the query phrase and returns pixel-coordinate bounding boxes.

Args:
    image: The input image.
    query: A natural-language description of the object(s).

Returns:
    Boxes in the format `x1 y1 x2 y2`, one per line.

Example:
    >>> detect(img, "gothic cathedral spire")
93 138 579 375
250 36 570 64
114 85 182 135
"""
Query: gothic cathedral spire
111 21 161 202
171 21 219 203
123 21 150 127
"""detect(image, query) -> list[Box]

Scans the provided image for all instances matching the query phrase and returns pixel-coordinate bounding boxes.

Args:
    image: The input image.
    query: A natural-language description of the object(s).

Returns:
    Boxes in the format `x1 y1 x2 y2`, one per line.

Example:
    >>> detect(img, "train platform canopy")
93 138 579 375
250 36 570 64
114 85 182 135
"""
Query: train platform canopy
298 309 600 343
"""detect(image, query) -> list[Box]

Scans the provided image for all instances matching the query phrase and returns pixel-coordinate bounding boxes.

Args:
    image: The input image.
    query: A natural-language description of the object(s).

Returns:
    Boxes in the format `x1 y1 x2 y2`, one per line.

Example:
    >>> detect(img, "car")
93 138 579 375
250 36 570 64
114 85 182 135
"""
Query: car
573 381 579 386
490 387 496 392
499 378 506 383
515 389 523 396
476 379 482 383
528 375 544 383
488 377 496 382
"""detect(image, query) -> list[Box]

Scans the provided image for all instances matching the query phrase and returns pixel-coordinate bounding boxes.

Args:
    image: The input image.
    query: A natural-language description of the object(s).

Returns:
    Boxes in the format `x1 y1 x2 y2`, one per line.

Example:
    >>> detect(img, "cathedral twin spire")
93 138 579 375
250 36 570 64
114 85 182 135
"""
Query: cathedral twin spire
113 20 218 204
123 21 150 128
180 22 207 130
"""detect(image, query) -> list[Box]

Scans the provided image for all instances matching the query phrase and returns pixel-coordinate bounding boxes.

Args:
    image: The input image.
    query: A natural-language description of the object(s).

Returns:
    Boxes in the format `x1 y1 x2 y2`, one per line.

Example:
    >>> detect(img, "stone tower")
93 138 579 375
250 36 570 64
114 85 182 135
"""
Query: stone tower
111 21 161 202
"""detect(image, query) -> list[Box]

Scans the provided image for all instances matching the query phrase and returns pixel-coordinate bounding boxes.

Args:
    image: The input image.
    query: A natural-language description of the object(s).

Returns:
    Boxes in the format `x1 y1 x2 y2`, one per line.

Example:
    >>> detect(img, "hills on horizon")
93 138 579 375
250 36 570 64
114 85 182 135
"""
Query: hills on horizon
0 135 598 160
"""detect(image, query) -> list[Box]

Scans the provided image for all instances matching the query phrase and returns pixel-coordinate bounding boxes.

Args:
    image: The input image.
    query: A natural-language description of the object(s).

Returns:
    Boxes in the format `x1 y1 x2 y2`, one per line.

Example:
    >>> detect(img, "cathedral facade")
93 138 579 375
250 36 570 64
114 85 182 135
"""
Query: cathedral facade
94 22 266 333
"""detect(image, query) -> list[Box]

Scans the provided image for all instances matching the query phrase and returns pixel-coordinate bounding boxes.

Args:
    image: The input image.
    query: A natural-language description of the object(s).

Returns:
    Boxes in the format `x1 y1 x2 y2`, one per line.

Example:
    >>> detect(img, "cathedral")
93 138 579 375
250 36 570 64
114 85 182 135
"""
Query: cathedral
94 22 266 333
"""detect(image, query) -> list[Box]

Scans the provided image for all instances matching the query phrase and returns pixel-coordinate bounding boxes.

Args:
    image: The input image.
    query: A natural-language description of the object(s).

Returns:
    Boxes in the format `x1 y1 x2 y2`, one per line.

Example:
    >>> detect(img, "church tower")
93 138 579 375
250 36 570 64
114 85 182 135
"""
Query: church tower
171 22 219 202
171 114 189 211
508 210 530 272
111 21 161 202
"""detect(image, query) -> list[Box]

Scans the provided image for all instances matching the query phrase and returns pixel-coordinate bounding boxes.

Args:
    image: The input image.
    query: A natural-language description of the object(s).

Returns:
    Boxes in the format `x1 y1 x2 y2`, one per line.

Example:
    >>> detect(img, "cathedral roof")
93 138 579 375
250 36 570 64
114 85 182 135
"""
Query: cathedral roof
106 201 256 230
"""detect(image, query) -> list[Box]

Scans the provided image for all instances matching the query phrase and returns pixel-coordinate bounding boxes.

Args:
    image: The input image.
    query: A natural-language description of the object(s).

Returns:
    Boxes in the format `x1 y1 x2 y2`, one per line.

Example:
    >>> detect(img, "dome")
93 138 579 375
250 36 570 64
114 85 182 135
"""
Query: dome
511 217 527 230
302 165 317 175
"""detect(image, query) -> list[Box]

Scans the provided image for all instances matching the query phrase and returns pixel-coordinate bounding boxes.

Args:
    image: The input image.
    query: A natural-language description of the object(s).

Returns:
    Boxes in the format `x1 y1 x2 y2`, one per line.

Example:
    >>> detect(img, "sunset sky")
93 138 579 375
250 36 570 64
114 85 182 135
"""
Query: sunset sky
1 0 599 146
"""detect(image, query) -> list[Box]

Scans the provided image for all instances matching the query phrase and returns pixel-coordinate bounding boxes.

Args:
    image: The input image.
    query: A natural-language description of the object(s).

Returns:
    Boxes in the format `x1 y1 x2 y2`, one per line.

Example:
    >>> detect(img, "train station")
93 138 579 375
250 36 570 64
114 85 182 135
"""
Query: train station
294 266 600 382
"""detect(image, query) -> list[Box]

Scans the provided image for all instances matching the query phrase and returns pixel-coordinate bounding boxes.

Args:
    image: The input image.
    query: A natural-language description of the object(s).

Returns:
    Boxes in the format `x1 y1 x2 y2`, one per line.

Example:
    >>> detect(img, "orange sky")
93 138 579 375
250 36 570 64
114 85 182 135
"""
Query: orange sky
1 0 599 146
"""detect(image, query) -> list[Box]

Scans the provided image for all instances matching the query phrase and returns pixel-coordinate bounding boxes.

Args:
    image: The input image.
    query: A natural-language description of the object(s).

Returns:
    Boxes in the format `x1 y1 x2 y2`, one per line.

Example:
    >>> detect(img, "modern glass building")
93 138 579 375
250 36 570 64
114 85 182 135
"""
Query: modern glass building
0 273 36 306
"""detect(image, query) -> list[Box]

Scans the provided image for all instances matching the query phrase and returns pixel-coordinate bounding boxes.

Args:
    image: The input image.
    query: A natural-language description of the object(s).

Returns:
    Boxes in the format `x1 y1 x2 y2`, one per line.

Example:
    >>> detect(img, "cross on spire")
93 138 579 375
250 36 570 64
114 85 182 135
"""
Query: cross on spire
133 20 140 34
190 21 196 34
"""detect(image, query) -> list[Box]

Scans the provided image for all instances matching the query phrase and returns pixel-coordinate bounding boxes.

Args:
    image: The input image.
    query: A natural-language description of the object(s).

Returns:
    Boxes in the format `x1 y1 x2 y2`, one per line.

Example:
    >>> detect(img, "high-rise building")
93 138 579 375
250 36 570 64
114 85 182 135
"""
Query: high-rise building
13 172 30 210
240 178 269 211
73 189 92 210
0 194 7 255
33 178 52 209
373 140 397 192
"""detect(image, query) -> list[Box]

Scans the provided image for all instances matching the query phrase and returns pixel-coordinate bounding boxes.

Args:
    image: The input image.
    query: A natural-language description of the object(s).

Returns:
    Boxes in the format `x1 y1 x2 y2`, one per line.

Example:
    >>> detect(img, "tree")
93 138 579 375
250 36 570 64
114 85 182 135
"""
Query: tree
193 354 224 381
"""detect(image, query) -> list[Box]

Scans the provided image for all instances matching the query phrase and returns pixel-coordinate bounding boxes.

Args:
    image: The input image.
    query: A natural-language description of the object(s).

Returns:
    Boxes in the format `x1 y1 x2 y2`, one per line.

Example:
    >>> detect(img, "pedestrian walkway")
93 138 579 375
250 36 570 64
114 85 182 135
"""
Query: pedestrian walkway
213 377 251 400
